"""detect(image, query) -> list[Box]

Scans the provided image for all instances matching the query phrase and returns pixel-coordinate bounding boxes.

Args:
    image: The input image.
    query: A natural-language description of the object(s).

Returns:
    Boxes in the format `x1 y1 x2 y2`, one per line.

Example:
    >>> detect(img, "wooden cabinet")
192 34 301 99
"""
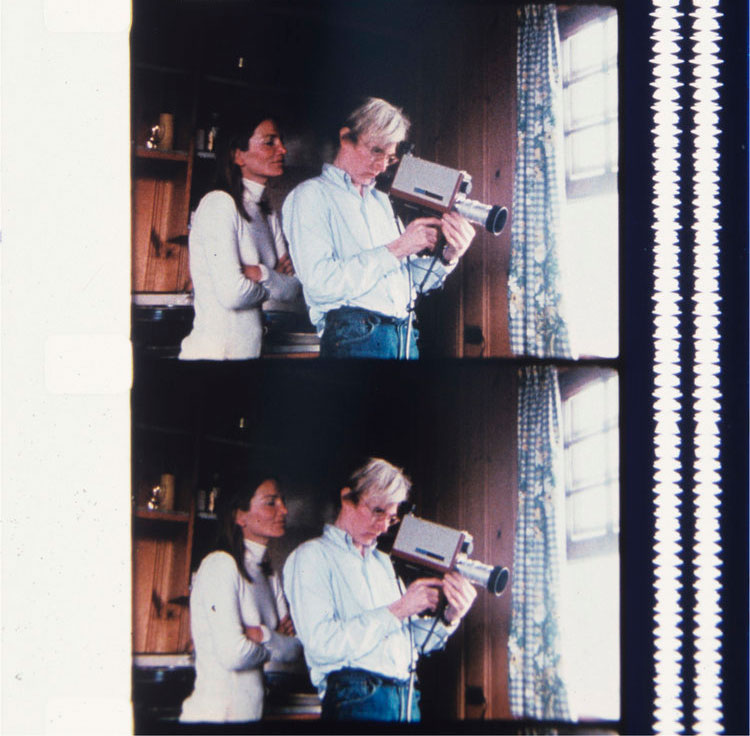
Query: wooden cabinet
131 64 196 294
132 150 194 293
133 507 195 653
132 414 199 654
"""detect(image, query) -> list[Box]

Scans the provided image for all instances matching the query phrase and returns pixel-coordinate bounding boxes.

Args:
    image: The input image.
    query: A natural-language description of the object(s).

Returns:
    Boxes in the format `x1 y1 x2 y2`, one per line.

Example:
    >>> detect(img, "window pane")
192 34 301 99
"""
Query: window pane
568 382 606 437
606 68 618 117
561 552 620 719
605 13 618 58
609 481 620 533
606 427 619 474
569 127 607 178
559 193 619 357
604 375 619 414
607 120 618 171
568 485 609 539
569 75 606 127
569 22 604 74
570 434 608 487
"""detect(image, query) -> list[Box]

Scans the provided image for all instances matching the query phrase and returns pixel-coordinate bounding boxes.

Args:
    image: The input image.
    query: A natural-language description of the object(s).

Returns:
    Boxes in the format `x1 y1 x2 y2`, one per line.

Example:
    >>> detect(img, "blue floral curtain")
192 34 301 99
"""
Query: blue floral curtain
508 4 573 358
508 365 571 720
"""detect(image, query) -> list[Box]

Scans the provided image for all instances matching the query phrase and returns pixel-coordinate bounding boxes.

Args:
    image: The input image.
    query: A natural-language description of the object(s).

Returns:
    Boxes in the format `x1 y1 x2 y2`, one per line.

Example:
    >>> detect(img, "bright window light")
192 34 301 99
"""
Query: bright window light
560 369 619 720
559 7 618 358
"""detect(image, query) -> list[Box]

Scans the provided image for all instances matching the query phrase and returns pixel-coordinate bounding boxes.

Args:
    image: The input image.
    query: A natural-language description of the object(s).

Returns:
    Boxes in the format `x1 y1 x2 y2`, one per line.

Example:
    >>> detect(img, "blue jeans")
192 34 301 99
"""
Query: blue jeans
321 668 421 722
320 307 419 359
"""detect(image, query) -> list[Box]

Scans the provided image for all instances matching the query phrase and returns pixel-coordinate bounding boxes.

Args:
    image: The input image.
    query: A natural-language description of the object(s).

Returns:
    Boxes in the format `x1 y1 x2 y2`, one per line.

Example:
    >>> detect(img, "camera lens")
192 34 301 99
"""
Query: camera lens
485 206 508 235
488 565 510 596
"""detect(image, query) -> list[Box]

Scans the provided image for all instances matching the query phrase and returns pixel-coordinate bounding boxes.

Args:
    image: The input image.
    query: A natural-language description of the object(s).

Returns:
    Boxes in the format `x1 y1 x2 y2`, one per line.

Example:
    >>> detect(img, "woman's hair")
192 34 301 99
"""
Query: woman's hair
215 472 280 583
212 112 278 222
342 457 412 509
341 97 410 147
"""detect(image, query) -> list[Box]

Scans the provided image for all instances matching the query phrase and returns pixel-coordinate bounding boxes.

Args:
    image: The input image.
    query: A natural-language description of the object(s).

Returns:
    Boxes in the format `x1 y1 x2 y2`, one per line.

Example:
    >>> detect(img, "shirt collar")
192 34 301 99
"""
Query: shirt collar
243 538 268 565
323 522 377 558
242 178 267 204
322 163 377 197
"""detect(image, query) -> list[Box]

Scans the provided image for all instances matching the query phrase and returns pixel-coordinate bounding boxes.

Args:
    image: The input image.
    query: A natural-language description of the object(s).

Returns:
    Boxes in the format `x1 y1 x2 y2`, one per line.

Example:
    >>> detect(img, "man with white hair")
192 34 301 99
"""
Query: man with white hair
282 97 476 358
283 458 476 721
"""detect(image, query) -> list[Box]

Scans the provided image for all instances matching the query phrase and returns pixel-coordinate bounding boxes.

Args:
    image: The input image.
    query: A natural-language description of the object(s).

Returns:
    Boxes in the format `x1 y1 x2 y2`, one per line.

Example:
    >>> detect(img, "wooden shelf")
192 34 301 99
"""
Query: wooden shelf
135 147 190 162
135 508 191 523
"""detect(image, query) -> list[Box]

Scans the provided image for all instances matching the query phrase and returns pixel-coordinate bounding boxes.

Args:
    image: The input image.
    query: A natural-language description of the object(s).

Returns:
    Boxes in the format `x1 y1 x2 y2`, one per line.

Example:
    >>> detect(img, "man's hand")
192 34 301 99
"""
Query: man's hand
388 578 442 620
276 614 296 637
274 253 295 276
387 217 442 259
441 571 477 623
439 211 476 263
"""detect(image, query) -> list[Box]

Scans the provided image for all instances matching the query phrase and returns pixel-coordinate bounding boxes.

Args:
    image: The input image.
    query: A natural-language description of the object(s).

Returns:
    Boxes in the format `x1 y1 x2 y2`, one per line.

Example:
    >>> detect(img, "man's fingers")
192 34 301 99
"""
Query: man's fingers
412 216 442 228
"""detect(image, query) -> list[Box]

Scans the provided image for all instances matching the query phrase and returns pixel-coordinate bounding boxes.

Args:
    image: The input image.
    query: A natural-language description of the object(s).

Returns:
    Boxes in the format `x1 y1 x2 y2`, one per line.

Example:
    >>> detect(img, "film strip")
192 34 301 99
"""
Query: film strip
651 2 727 734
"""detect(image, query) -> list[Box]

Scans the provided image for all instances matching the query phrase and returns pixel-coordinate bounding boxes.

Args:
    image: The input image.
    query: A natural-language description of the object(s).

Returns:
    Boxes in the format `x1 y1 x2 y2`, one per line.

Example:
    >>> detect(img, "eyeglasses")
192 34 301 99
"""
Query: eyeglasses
362 501 400 527
358 138 399 167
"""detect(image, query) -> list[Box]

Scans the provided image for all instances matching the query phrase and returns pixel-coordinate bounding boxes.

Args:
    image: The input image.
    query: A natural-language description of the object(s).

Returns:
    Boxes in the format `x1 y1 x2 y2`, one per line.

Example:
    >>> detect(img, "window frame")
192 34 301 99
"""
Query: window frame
560 367 620 560
558 5 619 200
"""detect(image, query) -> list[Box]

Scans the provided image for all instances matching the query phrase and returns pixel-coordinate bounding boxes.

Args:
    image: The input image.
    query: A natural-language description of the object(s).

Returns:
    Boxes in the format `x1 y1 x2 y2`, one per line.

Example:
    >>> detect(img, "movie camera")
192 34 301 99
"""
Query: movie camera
391 513 509 596
386 149 508 259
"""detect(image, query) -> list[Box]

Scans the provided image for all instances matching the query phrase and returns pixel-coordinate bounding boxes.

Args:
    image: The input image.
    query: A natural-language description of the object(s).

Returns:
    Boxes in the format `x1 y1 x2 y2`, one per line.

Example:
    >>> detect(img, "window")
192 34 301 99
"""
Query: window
558 7 619 358
561 10 618 195
559 368 620 721
563 371 619 558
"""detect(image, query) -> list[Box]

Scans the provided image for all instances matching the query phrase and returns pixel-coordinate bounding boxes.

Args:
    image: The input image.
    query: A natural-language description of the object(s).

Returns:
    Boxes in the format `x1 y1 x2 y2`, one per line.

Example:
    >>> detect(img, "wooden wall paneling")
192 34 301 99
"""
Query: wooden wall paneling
485 4 517 356
438 31 465 359
411 4 518 357
484 366 518 718
413 16 464 358
457 4 490 360
414 364 519 721
457 366 492 719
412 364 461 719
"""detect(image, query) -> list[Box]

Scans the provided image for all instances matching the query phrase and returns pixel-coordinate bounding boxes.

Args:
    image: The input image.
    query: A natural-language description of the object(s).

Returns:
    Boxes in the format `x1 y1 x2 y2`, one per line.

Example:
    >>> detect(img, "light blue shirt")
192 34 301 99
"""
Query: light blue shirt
282 524 457 694
281 163 454 332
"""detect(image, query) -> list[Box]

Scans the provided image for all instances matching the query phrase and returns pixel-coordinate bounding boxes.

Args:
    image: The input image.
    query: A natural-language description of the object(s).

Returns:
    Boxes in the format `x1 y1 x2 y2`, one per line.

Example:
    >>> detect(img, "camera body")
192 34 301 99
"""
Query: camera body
391 513 509 596
388 153 508 238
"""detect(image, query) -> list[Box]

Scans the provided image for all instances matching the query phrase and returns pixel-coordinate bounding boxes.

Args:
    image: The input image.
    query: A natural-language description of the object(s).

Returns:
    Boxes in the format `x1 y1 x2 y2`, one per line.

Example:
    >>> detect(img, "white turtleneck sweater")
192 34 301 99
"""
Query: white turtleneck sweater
179 179 302 360
180 539 302 723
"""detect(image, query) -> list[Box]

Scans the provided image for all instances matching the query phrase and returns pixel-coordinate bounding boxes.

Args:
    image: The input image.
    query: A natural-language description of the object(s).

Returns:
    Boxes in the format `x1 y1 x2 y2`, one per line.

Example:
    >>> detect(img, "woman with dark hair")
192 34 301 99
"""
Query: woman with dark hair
179 476 302 722
179 114 302 359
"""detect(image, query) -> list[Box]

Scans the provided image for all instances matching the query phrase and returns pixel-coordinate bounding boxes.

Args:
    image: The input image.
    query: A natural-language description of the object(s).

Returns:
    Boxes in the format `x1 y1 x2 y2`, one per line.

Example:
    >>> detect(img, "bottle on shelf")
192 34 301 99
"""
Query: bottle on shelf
206 113 220 153
207 473 221 514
